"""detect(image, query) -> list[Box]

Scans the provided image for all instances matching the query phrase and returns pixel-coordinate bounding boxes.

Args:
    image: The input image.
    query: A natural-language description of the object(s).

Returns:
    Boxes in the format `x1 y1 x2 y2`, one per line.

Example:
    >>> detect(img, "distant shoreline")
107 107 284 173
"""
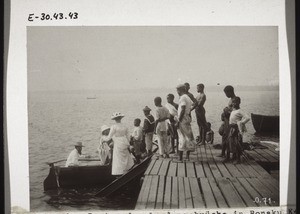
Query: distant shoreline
29 85 279 94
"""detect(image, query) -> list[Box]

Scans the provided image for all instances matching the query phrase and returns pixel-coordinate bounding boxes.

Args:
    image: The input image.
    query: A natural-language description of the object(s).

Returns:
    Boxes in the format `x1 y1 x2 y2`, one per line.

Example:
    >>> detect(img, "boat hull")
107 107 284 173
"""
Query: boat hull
251 113 279 134
43 164 115 191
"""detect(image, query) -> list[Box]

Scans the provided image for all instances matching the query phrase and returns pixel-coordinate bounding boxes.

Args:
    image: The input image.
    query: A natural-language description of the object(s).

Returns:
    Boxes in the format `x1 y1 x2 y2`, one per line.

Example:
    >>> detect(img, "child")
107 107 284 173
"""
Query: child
142 106 155 156
131 118 143 164
228 97 250 164
217 107 230 159
205 122 214 144
98 125 113 165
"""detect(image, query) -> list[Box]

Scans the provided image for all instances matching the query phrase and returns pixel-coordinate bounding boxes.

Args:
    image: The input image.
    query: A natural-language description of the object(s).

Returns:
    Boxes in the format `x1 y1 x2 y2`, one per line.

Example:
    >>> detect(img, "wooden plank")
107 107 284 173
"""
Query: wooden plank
177 162 186 177
248 161 272 178
189 178 205 208
263 149 279 160
150 159 163 175
195 162 205 177
204 145 214 163
224 163 243 177
199 145 207 162
230 178 258 207
163 176 172 209
186 162 196 178
253 149 278 163
244 150 266 162
135 176 149 208
208 178 228 208
237 178 268 207
257 176 279 192
208 162 223 178
216 162 232 178
155 175 165 209
196 146 202 162
168 162 177 177
235 163 251 177
216 177 246 207
251 150 270 162
158 159 170 176
199 178 217 208
135 175 152 209
203 162 214 178
146 175 159 209
246 178 279 206
171 177 179 209
184 177 193 208
178 177 186 208
145 159 156 175
240 162 261 178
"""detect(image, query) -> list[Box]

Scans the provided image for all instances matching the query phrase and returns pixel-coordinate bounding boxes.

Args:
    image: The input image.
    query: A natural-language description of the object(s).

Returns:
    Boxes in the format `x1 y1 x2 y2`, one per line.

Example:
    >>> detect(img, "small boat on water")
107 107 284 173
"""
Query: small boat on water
43 159 115 191
251 113 279 134
44 154 155 192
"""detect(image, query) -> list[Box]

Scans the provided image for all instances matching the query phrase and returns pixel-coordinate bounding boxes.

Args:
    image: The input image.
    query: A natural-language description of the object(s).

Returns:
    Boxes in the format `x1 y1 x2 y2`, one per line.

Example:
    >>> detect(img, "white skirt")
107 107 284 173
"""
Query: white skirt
112 136 134 175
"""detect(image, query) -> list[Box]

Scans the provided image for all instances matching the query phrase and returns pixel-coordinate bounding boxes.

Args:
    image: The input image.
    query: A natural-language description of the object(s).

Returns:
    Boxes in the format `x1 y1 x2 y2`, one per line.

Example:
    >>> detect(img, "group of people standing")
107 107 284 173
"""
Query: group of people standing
65 83 250 177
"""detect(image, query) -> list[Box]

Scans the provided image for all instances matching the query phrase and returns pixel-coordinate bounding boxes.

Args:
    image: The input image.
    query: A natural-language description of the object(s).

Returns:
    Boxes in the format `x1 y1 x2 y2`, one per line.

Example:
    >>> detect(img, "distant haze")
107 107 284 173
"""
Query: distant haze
27 26 279 91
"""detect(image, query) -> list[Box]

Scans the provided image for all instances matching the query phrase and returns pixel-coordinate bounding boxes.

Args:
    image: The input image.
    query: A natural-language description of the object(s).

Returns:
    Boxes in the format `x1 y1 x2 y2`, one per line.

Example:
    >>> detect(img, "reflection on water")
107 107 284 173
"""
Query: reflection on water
29 89 279 211
44 184 140 211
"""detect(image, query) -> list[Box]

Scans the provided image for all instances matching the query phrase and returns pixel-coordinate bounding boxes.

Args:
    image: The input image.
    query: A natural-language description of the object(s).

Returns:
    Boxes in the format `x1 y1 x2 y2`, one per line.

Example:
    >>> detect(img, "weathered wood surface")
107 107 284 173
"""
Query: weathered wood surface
135 144 279 209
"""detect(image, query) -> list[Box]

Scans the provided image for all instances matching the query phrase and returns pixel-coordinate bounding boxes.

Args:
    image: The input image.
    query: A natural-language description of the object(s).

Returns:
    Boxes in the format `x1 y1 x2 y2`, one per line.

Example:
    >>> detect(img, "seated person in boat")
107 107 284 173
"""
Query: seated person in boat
205 122 214 144
65 142 91 167
130 118 143 164
227 97 250 164
98 125 113 165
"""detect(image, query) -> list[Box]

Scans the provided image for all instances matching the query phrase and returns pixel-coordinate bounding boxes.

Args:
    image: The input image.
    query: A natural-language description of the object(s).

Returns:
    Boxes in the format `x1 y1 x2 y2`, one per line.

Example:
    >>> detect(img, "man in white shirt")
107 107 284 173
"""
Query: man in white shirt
65 142 90 167
174 84 196 162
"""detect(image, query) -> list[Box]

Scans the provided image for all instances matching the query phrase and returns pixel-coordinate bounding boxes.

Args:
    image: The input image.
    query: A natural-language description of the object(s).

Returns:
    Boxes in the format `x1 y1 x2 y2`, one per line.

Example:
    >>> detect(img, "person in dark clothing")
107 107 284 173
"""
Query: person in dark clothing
217 107 231 159
142 106 155 156
184 82 197 103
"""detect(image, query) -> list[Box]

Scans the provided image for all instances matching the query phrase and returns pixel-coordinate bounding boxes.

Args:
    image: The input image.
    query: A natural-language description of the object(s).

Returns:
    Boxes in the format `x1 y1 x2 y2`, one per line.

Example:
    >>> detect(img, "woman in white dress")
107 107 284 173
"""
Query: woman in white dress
102 112 134 176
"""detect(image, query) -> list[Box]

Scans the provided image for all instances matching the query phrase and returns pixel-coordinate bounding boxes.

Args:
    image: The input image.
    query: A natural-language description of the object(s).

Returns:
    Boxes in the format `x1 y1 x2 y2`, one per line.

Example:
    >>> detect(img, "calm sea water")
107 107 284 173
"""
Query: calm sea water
28 89 279 211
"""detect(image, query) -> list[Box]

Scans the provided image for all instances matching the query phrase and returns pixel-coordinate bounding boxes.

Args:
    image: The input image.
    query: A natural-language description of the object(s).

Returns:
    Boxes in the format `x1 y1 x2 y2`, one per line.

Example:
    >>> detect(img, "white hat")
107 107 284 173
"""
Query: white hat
111 112 125 120
74 142 84 147
101 125 110 133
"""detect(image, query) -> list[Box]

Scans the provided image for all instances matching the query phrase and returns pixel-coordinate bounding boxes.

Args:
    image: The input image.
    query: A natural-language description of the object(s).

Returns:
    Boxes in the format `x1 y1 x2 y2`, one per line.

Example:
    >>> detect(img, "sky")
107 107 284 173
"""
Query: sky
27 26 279 91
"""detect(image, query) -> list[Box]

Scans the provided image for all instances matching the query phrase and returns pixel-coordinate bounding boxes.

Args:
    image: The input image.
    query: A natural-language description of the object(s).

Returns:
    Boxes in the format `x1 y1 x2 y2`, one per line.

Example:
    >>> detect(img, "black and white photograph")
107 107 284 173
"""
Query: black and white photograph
27 26 280 212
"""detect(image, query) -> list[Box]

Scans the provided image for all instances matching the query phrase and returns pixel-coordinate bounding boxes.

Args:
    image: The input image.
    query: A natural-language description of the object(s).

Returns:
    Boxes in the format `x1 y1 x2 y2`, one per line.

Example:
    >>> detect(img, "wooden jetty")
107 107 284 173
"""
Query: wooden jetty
135 144 279 210
243 142 279 172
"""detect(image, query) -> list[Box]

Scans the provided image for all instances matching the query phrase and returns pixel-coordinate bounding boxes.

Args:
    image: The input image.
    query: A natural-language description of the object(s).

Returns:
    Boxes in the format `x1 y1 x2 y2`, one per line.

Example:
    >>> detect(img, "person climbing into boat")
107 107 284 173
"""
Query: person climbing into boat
102 112 134 177
65 142 91 167
165 93 178 154
174 84 196 162
98 125 113 165
205 122 214 144
154 97 171 158
227 97 250 164
130 118 143 164
142 106 155 156
217 107 231 159
191 83 208 145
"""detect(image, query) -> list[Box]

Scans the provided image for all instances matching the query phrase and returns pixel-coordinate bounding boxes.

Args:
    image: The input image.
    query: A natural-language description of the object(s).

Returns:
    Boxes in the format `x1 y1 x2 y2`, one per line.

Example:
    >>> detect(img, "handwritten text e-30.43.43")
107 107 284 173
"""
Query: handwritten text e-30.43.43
28 12 78 22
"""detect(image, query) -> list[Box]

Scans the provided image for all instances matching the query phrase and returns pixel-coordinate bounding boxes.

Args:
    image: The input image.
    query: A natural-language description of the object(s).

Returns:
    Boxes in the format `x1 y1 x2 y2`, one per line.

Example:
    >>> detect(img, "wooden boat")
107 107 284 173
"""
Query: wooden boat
43 159 115 191
44 152 155 192
251 113 279 134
